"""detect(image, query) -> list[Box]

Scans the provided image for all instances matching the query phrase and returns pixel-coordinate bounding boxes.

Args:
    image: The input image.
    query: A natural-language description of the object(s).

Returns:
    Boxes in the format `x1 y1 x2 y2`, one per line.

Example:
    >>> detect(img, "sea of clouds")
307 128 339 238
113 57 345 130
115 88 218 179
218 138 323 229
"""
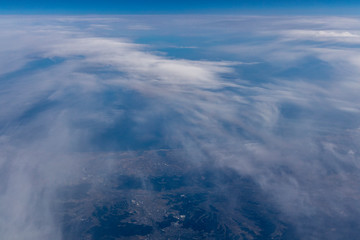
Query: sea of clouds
0 15 360 239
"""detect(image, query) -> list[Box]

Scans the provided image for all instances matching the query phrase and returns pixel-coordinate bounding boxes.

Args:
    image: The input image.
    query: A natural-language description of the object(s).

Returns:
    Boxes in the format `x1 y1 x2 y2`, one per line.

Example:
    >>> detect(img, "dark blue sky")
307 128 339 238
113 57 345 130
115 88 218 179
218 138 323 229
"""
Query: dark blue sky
1 0 360 14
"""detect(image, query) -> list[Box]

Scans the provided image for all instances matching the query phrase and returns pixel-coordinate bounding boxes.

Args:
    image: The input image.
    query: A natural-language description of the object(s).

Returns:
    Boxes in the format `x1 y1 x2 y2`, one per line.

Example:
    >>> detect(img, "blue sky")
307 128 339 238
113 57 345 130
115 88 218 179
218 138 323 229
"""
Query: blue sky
1 0 360 14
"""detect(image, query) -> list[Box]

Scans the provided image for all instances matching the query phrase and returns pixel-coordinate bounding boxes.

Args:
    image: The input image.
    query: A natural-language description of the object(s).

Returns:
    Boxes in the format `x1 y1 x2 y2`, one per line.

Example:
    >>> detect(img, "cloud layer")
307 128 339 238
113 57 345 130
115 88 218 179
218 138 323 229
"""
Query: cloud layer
0 15 360 239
